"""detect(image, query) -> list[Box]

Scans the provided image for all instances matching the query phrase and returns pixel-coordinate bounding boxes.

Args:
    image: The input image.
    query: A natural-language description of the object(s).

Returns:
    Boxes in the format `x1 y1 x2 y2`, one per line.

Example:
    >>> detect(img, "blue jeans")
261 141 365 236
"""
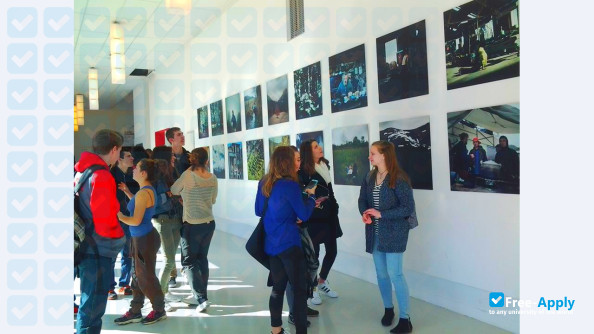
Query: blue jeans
372 239 410 319
110 223 132 290
76 254 116 334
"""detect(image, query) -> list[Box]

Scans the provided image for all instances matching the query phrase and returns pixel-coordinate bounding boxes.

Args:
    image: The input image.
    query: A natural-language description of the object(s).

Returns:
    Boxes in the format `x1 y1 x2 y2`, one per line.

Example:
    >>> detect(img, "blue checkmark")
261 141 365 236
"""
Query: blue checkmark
226 7 257 37
7 79 37 110
304 7 329 37
7 295 37 326
44 43 73 73
43 188 71 218
44 115 72 146
43 151 72 182
8 44 37 74
7 224 37 254
7 152 37 182
263 43 294 74
77 7 108 37
7 187 37 218
77 43 109 73
125 44 147 70
227 43 257 74
154 79 185 110
7 7 38 38
191 7 221 37
372 8 404 36
489 292 505 307
263 8 287 38
227 79 256 97
7 260 37 290
44 224 72 254
116 7 147 37
336 7 367 38
44 260 72 290
299 43 329 68
192 79 220 107
44 295 72 325
7 116 37 146
191 42 221 74
155 43 185 74
154 115 185 133
44 7 73 38
154 8 186 37
44 79 72 110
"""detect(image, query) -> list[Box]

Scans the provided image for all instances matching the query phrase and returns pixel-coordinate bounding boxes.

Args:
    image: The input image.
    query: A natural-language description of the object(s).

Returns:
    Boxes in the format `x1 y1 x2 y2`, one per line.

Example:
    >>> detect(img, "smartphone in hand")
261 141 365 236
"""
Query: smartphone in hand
305 179 318 190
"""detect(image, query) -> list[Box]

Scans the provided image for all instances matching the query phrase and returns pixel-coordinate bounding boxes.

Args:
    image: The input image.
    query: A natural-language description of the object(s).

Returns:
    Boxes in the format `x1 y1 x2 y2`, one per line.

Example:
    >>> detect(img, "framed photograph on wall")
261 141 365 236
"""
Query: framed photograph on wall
246 139 264 181
443 0 520 90
268 135 290 160
379 116 433 190
376 20 429 104
212 144 225 178
197 105 209 138
210 100 224 136
244 85 263 130
447 104 519 194
328 44 368 113
332 124 370 185
296 130 324 152
266 75 290 125
294 61 323 120
227 142 243 180
225 93 242 133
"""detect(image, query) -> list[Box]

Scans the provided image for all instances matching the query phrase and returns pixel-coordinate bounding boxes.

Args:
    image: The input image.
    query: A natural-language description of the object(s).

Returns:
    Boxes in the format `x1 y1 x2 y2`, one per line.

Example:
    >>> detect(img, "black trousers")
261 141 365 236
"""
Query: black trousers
130 228 165 313
313 238 337 281
180 221 215 301
269 246 307 334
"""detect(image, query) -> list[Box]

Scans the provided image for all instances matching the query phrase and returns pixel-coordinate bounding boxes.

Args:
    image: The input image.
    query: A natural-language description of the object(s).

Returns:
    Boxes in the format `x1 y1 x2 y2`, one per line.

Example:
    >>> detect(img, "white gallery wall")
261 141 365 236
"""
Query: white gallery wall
136 0 519 331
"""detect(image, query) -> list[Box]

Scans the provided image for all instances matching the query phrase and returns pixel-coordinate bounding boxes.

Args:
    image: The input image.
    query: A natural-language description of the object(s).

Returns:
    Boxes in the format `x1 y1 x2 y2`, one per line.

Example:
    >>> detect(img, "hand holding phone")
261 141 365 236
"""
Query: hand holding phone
305 179 318 190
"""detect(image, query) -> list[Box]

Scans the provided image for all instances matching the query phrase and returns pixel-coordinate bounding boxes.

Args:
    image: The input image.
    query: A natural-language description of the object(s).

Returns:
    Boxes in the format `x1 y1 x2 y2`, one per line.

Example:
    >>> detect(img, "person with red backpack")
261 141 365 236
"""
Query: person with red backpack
74 129 126 334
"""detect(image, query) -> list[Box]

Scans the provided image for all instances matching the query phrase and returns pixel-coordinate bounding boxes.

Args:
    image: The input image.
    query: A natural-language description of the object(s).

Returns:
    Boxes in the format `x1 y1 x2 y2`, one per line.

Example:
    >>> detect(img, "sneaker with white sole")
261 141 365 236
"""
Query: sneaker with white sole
164 302 174 312
182 295 199 305
165 292 181 302
195 299 209 313
318 280 338 298
114 311 142 325
308 287 322 305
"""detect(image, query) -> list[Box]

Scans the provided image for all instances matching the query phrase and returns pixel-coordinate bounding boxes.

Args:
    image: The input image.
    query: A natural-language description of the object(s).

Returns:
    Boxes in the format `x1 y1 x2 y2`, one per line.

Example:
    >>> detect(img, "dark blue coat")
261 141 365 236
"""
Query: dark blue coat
358 174 415 253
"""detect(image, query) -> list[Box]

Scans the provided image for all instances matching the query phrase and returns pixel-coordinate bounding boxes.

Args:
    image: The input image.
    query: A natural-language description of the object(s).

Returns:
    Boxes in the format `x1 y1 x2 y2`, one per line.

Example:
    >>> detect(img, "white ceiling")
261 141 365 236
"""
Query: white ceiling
74 0 238 110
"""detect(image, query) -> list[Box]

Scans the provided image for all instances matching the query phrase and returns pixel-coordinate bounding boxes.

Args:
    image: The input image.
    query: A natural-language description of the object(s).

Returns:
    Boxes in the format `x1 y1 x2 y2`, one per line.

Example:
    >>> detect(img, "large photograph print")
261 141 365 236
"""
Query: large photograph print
443 0 520 90
246 139 264 181
266 75 289 125
329 44 368 113
296 130 324 152
228 142 243 180
197 106 209 139
376 20 429 104
210 100 224 136
294 62 323 119
225 93 242 133
332 124 370 186
244 85 263 130
268 135 290 161
447 104 519 194
379 116 433 190
212 144 225 178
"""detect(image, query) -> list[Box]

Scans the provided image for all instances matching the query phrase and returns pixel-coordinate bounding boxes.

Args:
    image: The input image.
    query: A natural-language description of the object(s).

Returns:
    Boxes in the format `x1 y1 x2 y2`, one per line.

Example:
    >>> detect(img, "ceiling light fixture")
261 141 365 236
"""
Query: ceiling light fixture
110 22 126 84
166 0 191 14
76 94 85 126
74 106 79 132
88 68 99 110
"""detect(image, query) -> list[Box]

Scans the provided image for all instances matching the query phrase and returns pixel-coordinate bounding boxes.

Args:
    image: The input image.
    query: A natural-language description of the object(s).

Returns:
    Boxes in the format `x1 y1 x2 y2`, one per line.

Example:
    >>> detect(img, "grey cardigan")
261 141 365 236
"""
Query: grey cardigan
358 174 415 253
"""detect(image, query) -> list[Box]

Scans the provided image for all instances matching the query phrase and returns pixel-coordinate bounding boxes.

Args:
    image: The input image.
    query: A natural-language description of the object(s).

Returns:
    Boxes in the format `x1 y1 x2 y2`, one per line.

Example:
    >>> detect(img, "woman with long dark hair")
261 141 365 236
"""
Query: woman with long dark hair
255 146 317 334
358 141 415 333
298 140 342 305
171 148 218 314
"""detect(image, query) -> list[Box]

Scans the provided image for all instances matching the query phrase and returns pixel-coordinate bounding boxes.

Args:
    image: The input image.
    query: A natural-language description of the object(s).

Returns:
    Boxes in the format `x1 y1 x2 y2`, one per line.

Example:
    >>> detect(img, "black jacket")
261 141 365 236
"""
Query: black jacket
110 166 139 216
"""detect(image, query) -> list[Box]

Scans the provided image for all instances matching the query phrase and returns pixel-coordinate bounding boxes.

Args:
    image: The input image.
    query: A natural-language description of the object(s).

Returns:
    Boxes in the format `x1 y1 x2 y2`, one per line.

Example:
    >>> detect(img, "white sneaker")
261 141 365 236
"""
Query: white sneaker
164 302 174 312
318 280 339 298
182 296 199 305
309 287 322 305
165 292 181 302
195 300 209 313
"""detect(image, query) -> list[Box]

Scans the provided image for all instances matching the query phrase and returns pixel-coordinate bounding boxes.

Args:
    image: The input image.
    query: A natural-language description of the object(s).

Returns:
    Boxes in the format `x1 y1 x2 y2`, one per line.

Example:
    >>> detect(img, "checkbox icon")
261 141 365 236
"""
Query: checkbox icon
8 116 38 146
154 79 185 110
263 8 286 38
155 43 185 73
44 116 72 146
192 79 220 106
191 7 221 37
44 260 72 289
154 8 185 37
226 7 257 37
299 43 329 66
7 295 37 326
7 79 37 110
8 44 37 74
155 115 185 133
126 44 147 69
263 43 293 74
191 43 221 74
44 152 72 182
44 188 71 218
304 8 329 37
489 292 505 307
8 7 38 38
7 152 37 182
44 7 73 38
44 79 72 109
8 224 37 254
117 7 147 37
372 8 403 35
44 43 73 73
8 188 37 218
78 43 109 72
8 260 37 290
44 224 71 254
227 43 257 74
44 296 71 325
336 7 367 38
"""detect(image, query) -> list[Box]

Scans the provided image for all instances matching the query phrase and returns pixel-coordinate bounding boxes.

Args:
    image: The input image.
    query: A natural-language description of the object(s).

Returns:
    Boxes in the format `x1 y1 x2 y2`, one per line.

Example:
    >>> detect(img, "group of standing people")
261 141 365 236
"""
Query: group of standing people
256 139 415 334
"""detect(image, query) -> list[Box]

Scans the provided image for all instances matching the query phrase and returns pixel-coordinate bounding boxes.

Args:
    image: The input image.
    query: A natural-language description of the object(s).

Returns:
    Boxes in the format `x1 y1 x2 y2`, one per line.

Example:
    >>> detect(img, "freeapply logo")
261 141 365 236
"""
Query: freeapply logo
488 292 575 315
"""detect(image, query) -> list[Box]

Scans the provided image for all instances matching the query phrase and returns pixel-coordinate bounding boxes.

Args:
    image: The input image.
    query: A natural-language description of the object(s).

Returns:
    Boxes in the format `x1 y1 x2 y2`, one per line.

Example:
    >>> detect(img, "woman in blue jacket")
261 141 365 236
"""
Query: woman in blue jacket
358 141 415 334
255 146 317 334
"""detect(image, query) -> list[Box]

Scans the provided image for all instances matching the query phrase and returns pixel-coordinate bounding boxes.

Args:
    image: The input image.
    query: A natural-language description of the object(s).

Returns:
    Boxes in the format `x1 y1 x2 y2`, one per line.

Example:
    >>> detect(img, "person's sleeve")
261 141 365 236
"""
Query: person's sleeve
495 152 501 164
287 182 315 221
381 180 414 220
358 174 368 215
255 181 264 217
212 177 218 204
170 171 185 195
89 170 120 232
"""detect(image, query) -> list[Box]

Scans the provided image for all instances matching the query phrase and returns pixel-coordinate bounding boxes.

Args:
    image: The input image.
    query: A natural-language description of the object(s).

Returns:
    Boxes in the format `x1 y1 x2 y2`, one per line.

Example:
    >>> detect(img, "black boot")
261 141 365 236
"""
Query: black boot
390 317 413 333
381 307 395 326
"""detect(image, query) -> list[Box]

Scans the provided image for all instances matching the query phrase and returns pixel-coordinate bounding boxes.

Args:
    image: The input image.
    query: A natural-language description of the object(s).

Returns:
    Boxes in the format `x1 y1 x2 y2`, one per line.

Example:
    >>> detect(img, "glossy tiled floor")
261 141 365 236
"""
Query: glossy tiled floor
75 230 510 334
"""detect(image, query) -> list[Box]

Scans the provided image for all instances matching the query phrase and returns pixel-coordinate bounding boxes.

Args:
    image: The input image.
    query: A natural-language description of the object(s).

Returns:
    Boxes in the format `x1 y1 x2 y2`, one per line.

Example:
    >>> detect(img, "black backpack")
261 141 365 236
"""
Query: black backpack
74 165 106 266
